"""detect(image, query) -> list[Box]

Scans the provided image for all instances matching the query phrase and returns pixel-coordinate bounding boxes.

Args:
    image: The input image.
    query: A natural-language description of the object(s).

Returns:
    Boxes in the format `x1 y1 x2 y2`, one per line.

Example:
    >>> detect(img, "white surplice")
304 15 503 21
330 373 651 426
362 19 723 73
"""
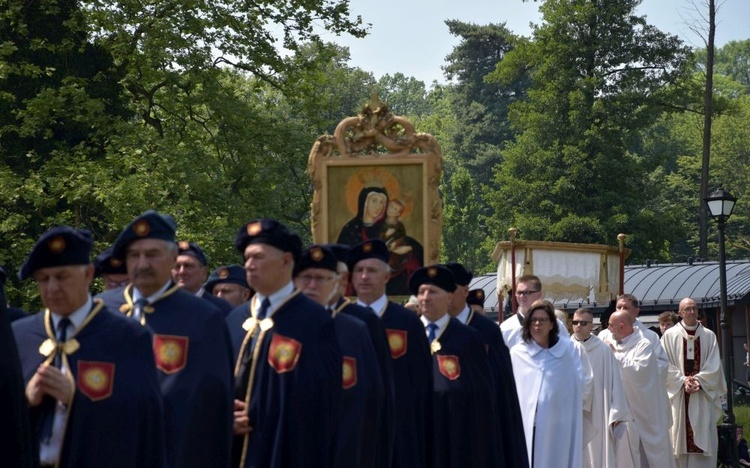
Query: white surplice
612 328 676 468
575 334 635 468
662 323 726 468
511 336 583 468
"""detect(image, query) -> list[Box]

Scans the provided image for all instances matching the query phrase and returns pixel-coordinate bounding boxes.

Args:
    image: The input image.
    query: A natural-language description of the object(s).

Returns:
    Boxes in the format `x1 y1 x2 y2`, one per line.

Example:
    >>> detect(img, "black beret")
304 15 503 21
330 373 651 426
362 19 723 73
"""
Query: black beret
346 239 389 271
443 262 473 286
18 227 93 280
325 243 351 265
204 264 249 292
112 210 176 258
467 289 486 307
295 245 337 276
177 241 207 266
408 265 457 294
94 245 127 276
234 219 302 261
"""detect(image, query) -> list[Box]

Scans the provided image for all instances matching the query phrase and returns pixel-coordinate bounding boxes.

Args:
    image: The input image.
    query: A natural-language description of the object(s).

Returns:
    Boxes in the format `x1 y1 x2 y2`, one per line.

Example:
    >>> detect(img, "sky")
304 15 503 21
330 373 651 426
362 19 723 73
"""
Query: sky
325 0 750 85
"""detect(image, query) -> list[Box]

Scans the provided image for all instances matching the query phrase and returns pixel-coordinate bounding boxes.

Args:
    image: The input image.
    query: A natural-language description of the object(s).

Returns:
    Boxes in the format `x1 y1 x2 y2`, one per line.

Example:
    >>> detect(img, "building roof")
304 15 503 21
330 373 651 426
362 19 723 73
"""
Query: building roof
469 259 750 314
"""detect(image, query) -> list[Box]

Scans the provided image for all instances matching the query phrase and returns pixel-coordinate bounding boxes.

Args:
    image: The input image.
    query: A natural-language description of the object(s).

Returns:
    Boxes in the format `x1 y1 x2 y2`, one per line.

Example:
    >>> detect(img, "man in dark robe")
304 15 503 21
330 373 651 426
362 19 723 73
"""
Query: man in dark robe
0 266 33 467
14 226 165 467
97 211 234 468
443 262 528 468
410 265 501 468
231 219 342 467
293 244 384 468
348 238 432 467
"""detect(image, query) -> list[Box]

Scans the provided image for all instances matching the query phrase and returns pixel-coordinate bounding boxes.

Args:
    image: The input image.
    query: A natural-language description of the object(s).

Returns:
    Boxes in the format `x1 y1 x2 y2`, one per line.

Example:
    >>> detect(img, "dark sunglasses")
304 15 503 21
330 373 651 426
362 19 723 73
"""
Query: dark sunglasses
571 320 590 326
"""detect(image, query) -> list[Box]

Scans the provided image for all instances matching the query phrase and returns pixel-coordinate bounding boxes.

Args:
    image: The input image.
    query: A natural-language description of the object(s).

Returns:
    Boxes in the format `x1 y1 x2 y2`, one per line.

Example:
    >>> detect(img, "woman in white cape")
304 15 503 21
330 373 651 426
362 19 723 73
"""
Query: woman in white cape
511 300 584 468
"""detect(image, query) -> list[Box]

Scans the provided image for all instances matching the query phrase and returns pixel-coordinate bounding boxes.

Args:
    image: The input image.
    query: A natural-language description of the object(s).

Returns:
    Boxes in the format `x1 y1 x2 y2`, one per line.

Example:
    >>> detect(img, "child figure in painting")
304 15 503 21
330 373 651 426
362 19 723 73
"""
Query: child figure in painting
380 199 412 256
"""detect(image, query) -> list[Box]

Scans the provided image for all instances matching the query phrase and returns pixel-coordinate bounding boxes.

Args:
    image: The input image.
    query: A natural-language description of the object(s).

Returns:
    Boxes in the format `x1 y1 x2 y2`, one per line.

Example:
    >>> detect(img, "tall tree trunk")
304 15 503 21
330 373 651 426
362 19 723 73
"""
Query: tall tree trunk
699 0 716 259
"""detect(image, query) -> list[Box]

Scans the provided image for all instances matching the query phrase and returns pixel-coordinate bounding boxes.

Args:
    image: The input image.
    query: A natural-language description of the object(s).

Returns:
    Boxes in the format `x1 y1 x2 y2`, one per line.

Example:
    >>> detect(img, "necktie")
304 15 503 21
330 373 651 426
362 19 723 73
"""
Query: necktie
41 317 72 442
235 298 272 399
427 323 438 342
132 298 149 322
257 298 271 320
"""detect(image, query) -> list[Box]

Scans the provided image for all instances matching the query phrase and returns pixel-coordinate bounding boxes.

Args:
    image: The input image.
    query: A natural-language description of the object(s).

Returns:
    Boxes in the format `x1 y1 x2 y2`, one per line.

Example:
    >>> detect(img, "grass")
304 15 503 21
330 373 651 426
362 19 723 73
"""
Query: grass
736 404 750 431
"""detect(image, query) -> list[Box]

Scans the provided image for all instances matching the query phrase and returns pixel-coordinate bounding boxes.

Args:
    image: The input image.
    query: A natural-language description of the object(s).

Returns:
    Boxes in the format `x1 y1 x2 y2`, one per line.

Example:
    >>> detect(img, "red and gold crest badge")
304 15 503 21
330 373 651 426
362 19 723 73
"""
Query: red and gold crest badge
267 333 302 374
247 222 262 235
133 220 150 237
218 268 229 279
386 329 407 359
153 334 189 374
342 356 357 389
311 247 323 261
48 236 66 254
427 267 438 277
110 258 122 268
77 361 115 401
363 242 373 253
437 355 461 381
477 290 484 299
178 241 190 250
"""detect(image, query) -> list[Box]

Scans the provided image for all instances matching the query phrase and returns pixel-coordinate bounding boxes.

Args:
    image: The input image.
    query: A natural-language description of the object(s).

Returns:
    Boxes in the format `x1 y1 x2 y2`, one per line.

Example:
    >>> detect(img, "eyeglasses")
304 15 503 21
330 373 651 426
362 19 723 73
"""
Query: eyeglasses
571 320 590 326
297 274 335 284
516 290 540 297
680 306 698 312
530 317 550 324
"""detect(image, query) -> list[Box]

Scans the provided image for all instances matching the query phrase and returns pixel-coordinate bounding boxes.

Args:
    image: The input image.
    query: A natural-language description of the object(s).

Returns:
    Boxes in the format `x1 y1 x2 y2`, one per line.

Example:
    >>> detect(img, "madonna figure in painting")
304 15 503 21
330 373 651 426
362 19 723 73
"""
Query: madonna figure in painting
337 186 389 246
337 186 423 296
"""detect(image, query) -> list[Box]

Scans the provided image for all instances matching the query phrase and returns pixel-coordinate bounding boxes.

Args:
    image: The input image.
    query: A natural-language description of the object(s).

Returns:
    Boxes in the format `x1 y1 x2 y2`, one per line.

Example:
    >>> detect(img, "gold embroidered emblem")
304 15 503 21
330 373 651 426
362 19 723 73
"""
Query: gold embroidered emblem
153 334 189 374
178 241 190 250
386 329 407 359
427 267 438 278
133 220 150 237
363 242 373 253
311 247 323 261
218 268 229 279
342 356 357 389
77 361 115 401
247 222 262 235
437 355 461 380
48 237 66 254
110 258 122 268
268 334 302 374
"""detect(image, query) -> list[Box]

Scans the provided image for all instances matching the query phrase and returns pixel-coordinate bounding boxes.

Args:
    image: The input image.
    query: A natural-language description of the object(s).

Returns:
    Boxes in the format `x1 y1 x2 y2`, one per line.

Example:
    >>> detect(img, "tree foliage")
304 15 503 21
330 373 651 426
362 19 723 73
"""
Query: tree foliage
484 0 692 262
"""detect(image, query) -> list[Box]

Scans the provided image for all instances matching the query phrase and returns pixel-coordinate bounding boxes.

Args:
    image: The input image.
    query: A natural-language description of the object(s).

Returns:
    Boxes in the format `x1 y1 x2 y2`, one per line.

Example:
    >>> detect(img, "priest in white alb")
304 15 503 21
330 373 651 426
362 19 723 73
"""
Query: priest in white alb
572 308 635 468
609 310 675 468
662 297 726 468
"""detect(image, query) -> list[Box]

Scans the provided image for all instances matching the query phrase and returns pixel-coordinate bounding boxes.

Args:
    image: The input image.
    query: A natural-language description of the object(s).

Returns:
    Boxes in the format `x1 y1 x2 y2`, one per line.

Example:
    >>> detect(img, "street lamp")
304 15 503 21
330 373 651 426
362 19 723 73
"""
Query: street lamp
705 186 738 467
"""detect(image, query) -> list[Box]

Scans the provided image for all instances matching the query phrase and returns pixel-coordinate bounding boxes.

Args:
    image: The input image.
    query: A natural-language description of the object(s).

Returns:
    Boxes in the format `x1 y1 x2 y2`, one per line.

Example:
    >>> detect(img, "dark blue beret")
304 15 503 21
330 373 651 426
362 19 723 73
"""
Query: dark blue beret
408 265 457 294
443 262 473 286
18 227 93 280
467 289 485 307
295 245 337 276
346 239 389 271
94 245 127 276
325 243 351 265
178 241 207 266
204 264 249 292
234 219 302 261
112 210 176 258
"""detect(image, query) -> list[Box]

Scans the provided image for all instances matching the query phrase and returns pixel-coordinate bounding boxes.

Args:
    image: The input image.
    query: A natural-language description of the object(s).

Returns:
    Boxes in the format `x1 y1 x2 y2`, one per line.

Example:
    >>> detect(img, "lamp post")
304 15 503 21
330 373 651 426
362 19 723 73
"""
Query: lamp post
705 186 738 467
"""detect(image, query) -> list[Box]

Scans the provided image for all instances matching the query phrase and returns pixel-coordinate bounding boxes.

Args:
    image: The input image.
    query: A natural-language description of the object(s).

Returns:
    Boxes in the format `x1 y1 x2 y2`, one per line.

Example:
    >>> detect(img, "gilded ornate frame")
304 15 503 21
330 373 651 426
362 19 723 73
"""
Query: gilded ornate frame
308 99 443 276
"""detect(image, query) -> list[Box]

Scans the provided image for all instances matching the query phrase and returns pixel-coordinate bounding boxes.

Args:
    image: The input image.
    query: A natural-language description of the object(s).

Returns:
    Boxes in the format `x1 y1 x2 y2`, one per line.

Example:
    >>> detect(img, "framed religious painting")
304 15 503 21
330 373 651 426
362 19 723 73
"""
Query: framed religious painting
308 98 443 297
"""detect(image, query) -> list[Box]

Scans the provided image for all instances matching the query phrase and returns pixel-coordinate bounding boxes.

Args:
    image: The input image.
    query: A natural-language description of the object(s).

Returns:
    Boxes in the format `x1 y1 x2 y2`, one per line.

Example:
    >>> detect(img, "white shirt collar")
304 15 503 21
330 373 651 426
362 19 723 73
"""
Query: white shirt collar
253 282 295 319
455 305 471 324
357 294 388 317
420 313 450 339
133 280 173 303
51 295 93 333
